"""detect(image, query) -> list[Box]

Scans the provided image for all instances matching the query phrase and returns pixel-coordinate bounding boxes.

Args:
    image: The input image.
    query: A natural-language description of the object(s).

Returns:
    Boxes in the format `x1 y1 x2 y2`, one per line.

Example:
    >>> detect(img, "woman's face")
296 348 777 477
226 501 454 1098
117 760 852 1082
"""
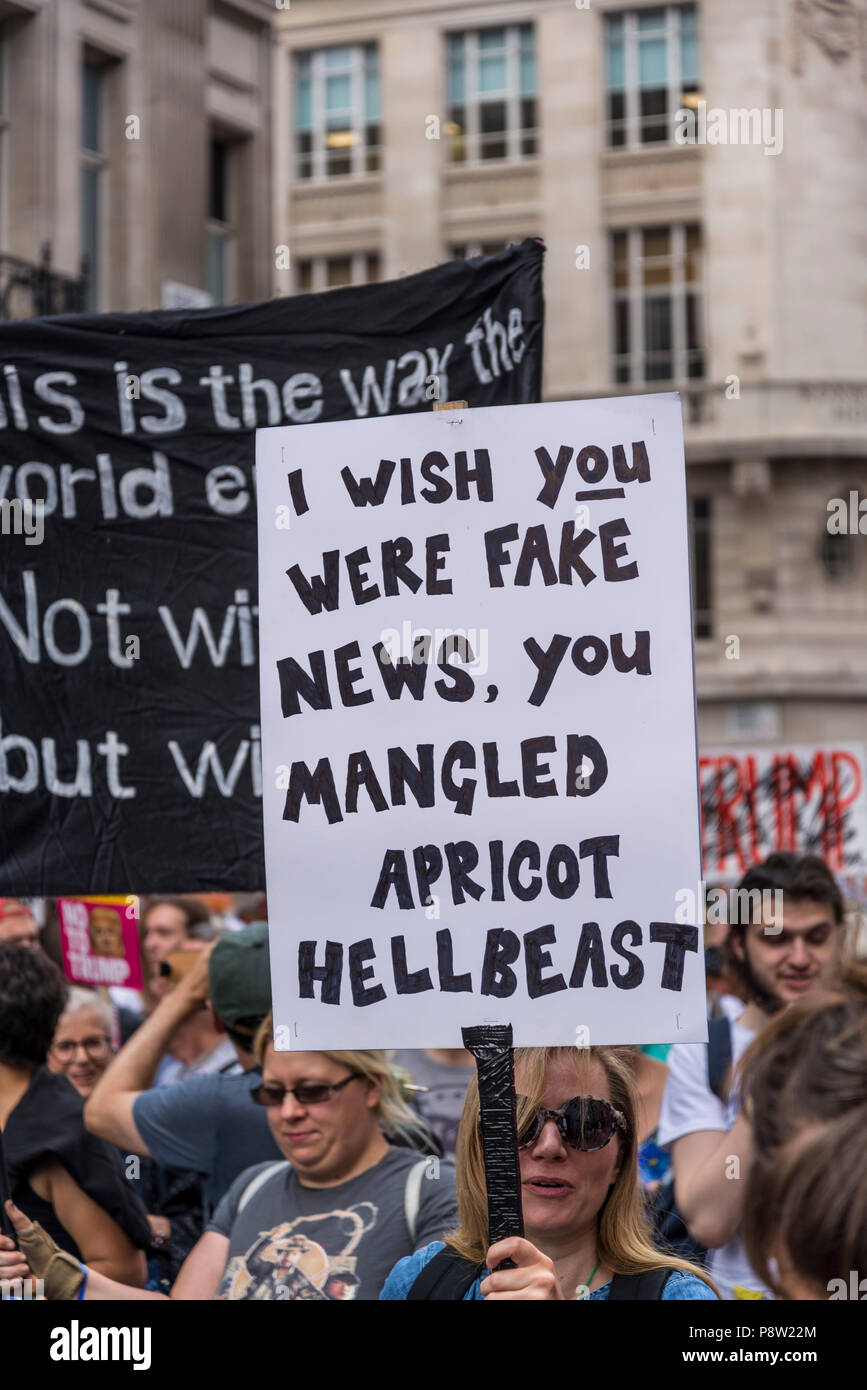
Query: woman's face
514 1053 623 1247
48 1006 113 1097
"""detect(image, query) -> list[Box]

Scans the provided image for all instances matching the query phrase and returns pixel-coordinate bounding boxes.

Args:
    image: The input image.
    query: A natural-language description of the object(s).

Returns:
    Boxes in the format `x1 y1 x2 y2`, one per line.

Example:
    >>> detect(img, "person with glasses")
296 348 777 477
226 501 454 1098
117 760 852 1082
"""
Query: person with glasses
48 987 114 1098
381 1046 717 1300
6 1013 457 1301
0 945 151 1292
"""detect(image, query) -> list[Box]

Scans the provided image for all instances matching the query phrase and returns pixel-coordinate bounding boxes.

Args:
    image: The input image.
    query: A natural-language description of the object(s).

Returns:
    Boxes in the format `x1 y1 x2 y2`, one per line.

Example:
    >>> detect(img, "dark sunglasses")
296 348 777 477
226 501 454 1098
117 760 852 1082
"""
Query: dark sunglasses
515 1094 627 1152
251 1072 363 1108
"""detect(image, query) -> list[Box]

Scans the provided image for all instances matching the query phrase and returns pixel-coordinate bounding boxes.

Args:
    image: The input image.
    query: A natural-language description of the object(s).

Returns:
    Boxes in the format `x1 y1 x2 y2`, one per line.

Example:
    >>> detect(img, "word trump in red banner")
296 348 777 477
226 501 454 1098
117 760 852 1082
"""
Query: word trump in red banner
700 746 865 876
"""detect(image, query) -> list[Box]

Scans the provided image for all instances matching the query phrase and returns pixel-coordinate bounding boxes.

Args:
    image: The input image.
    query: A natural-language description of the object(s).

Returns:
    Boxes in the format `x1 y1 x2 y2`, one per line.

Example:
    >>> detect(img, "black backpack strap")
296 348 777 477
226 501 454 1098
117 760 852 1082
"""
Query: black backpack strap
406 1246 483 1301
609 1268 672 1301
707 1016 733 1102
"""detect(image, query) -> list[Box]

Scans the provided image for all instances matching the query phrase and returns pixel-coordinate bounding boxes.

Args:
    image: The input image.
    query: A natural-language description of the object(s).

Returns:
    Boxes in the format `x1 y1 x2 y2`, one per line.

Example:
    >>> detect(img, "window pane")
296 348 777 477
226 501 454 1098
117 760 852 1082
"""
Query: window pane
447 105 466 162
685 226 702 283
639 36 667 87
605 36 625 92
447 49 465 104
82 62 102 153
638 8 667 34
519 28 536 96
608 92 626 146
326 256 352 288
644 294 669 346
296 259 313 293
364 46 380 121
209 140 228 222
520 96 535 134
479 28 506 51
690 497 712 637
80 165 99 309
296 131 312 180
640 87 668 142
365 252 380 283
614 298 630 356
611 232 629 289
446 32 465 102
365 124 380 172
295 73 312 129
686 291 702 349
479 101 507 159
207 232 225 304
324 47 352 71
479 53 507 93
326 144 352 177
325 73 351 113
643 228 670 284
644 297 672 379
680 6 699 84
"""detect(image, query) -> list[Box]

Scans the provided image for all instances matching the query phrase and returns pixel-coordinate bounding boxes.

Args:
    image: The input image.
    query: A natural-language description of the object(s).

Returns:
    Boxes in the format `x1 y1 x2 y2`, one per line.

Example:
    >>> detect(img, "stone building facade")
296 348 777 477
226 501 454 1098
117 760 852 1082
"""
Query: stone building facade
274 0 867 767
0 0 274 314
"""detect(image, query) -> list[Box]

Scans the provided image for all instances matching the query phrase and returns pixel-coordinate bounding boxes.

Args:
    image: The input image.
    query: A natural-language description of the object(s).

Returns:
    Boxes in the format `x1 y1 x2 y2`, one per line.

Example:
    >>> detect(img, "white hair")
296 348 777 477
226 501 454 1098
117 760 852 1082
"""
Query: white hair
60 986 113 1032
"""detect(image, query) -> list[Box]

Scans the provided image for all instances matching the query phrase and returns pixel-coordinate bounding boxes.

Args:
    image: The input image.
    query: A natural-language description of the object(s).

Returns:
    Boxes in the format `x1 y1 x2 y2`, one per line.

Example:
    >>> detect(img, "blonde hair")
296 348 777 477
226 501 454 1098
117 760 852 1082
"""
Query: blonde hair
446 1045 716 1292
254 1012 434 1151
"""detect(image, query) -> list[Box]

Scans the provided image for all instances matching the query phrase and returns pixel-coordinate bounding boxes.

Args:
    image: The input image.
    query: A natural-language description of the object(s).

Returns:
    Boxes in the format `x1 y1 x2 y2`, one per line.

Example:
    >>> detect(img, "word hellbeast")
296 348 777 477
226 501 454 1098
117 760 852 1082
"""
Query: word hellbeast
297 919 699 1006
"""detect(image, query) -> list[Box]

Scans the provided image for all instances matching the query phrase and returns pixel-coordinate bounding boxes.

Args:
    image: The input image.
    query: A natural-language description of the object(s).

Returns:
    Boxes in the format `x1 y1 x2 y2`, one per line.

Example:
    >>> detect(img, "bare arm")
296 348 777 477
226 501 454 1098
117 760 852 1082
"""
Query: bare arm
671 1111 754 1249
1 1199 226 1301
84 947 214 1153
83 1232 229 1301
168 1231 230 1301
31 1158 148 1288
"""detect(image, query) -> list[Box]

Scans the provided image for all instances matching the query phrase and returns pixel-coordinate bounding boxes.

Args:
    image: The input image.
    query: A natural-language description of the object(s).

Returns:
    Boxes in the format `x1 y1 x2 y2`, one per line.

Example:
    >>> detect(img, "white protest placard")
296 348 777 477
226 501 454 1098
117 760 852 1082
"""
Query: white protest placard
256 394 705 1049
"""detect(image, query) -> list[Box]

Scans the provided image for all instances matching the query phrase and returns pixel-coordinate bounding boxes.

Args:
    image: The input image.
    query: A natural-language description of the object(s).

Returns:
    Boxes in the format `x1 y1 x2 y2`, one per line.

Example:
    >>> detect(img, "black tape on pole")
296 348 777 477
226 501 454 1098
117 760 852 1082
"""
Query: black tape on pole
462 1023 524 1247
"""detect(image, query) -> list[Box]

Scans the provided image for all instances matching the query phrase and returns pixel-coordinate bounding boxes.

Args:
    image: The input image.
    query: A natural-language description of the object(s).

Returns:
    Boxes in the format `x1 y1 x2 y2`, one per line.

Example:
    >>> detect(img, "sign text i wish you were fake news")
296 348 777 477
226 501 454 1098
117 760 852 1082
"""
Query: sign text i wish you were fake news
256 395 704 1049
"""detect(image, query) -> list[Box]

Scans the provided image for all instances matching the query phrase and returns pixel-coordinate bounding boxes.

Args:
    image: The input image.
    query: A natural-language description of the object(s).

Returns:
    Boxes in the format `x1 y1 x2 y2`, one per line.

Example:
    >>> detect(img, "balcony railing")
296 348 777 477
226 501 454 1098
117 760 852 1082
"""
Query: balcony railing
0 246 87 321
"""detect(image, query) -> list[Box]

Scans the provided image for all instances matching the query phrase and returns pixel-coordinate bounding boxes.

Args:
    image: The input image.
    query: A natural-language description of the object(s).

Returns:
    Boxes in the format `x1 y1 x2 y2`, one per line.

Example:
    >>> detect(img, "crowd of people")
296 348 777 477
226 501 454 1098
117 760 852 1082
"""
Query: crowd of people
0 851 865 1302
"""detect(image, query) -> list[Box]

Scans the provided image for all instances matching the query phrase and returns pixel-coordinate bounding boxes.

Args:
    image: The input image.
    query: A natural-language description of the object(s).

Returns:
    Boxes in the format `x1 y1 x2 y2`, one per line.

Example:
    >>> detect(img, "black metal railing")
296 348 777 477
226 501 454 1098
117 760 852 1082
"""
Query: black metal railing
0 245 87 320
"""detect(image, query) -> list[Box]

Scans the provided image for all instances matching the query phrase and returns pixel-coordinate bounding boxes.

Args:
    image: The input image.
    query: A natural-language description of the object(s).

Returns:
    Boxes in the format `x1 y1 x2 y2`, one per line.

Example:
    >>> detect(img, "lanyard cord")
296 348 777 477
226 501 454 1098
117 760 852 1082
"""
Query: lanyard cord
578 1259 600 1298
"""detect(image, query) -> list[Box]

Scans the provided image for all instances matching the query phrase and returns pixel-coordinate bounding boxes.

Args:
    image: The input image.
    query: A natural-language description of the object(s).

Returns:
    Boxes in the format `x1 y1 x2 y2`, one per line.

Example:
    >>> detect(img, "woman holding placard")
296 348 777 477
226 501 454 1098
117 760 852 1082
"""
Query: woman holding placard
381 1045 718 1301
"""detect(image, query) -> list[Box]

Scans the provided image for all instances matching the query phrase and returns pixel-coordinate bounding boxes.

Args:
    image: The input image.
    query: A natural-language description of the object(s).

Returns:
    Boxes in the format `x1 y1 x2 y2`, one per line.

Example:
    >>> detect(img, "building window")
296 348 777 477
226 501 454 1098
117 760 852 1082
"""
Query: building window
207 137 236 305
610 224 704 384
819 529 855 583
294 45 380 181
295 252 380 294
80 59 107 311
604 5 699 148
446 24 536 164
690 497 712 638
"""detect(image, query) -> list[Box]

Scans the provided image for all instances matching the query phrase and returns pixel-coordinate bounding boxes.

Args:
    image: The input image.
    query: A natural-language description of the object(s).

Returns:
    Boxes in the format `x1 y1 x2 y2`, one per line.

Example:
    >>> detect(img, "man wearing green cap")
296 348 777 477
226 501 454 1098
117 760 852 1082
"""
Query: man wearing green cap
85 922 281 1214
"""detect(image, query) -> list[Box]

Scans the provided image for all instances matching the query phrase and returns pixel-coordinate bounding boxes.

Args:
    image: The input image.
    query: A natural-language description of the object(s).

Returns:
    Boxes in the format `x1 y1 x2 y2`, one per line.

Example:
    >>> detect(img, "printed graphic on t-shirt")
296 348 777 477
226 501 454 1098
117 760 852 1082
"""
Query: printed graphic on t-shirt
414 1083 473 1159
217 1204 377 1301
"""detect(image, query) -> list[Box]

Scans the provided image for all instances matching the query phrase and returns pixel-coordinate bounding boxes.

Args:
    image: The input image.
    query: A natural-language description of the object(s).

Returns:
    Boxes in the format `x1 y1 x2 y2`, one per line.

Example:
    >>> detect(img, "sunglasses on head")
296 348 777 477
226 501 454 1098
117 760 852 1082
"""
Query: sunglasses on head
515 1094 627 1152
251 1072 363 1108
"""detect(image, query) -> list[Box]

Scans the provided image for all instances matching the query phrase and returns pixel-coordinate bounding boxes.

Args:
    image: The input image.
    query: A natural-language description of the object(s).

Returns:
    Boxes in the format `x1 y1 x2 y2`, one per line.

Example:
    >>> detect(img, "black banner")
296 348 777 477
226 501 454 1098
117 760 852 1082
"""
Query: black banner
0 241 544 894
